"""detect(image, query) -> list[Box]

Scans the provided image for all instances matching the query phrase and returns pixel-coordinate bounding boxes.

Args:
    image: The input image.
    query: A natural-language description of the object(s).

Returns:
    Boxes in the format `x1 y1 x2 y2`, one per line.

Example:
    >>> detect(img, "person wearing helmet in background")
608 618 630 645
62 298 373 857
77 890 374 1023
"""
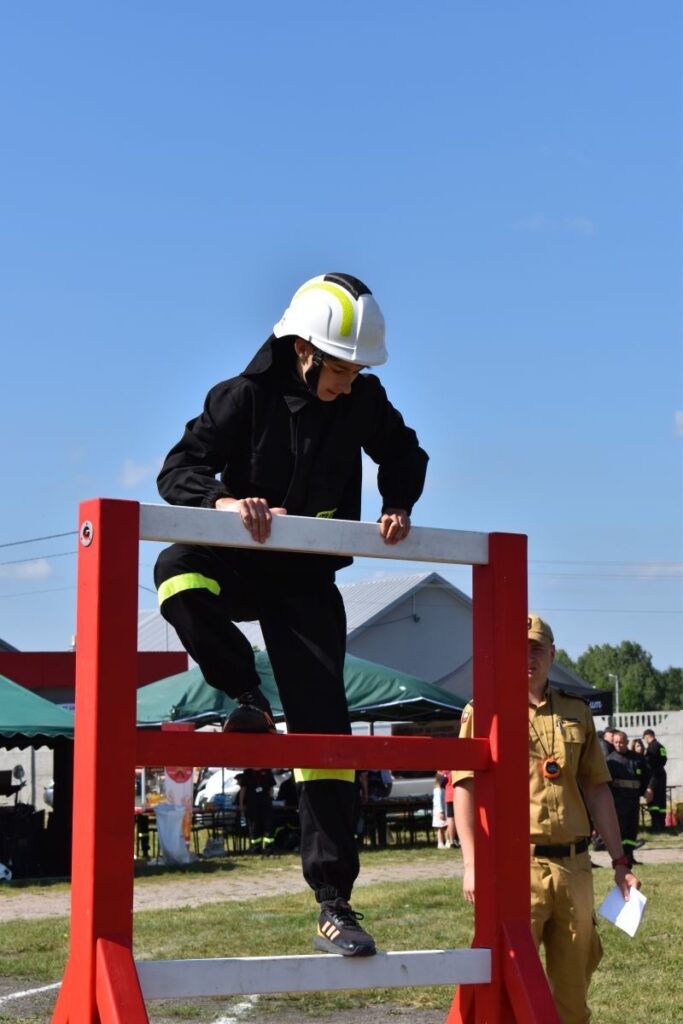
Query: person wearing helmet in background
154 273 428 956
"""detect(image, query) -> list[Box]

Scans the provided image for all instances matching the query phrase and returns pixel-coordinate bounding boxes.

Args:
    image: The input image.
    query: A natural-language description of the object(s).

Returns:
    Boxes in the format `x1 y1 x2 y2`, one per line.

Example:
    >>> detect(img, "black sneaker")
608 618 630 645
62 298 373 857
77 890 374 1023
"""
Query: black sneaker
224 689 276 733
313 898 376 957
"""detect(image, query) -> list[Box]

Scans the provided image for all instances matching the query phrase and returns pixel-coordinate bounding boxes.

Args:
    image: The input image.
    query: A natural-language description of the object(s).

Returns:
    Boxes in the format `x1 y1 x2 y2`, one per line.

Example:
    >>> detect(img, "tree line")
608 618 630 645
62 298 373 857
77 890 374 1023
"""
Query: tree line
555 641 682 712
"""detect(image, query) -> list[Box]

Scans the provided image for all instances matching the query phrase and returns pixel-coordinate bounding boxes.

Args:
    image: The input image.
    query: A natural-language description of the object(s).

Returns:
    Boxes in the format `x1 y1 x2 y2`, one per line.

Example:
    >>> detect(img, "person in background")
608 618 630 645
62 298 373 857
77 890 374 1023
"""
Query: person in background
432 772 448 848
606 731 643 867
239 768 275 856
642 728 668 832
592 728 616 851
598 727 615 758
454 614 640 1024
444 767 459 848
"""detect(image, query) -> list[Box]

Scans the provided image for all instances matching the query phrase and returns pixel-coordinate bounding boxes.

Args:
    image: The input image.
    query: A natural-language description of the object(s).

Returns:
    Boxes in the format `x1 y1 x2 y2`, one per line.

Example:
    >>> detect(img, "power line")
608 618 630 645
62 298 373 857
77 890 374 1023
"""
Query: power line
0 586 77 599
0 551 76 568
4 548 679 581
0 531 77 549
536 607 682 615
0 583 155 600
532 571 682 581
1 530 680 567
531 559 682 567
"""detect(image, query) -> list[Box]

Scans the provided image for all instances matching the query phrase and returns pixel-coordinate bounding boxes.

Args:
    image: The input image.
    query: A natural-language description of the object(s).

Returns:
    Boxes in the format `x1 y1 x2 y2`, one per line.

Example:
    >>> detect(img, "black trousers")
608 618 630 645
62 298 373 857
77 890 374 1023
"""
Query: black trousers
612 791 641 863
649 777 668 831
154 543 360 902
245 793 274 844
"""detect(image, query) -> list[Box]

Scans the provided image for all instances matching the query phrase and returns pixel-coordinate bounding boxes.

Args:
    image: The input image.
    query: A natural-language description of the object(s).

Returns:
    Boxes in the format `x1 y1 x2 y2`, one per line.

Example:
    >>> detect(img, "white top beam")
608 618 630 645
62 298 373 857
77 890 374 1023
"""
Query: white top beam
139 504 489 566
136 949 491 998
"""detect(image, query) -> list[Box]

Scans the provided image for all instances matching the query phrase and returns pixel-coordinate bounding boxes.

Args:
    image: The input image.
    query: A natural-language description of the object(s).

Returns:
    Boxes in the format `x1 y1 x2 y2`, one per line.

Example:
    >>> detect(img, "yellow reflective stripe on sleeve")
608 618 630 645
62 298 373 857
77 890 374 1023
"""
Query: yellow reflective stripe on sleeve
294 768 356 784
158 572 221 606
294 282 354 337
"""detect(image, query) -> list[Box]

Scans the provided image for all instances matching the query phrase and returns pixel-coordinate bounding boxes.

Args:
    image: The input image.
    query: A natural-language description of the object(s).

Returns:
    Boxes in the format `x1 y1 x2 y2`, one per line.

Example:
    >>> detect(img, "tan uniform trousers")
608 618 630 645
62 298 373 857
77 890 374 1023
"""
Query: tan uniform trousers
531 851 603 1024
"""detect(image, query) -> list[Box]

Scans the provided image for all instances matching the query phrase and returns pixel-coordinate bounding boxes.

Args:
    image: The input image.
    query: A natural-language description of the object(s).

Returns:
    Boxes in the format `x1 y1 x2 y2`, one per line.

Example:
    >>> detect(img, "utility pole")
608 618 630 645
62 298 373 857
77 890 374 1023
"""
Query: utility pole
607 673 620 723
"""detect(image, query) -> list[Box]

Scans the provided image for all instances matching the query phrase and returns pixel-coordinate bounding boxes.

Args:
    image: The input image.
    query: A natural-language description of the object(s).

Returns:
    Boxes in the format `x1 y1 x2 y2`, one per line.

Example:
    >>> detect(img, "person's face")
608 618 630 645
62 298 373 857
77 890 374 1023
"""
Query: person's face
295 340 365 401
604 730 614 744
643 733 653 746
528 639 554 691
613 733 628 754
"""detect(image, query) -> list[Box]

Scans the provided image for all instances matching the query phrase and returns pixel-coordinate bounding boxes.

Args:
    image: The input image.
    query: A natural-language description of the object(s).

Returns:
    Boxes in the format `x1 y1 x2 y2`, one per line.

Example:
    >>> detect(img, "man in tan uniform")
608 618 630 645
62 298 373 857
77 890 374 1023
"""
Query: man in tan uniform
453 614 640 1024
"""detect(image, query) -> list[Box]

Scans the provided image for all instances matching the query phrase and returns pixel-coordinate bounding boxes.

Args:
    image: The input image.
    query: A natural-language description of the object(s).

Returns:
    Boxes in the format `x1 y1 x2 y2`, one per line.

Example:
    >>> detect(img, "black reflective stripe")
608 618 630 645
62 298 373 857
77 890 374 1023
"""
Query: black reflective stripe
323 273 371 299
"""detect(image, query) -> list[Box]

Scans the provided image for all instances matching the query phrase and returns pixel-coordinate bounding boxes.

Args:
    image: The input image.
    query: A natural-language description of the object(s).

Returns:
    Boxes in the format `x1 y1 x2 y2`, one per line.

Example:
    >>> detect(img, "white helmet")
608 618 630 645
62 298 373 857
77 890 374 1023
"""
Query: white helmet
273 273 387 366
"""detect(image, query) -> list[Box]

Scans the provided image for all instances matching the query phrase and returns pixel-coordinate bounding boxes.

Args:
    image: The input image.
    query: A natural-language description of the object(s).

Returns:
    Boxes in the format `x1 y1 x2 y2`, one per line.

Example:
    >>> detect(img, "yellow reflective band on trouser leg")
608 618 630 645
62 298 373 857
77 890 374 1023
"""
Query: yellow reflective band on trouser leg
293 768 356 784
157 572 221 607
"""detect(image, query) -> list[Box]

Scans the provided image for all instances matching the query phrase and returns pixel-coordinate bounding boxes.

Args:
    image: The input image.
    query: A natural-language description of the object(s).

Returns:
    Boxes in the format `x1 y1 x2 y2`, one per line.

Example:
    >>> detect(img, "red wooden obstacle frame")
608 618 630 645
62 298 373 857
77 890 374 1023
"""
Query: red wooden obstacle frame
52 498 559 1023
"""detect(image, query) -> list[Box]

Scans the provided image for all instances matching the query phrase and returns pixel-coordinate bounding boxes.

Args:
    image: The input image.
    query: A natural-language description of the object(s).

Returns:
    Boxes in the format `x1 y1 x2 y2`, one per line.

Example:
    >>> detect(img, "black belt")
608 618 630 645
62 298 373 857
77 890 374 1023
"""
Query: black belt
532 838 589 858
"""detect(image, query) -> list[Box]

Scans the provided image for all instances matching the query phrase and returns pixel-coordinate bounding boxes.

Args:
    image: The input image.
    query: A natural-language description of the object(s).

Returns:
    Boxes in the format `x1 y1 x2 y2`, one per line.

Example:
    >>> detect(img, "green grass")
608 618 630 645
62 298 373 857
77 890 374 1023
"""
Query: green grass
0 844 682 1023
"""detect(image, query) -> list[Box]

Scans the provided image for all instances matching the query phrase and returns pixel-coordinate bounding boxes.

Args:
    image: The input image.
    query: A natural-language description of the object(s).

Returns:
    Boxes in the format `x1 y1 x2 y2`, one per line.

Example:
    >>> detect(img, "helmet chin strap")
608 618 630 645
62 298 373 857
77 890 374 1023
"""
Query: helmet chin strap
303 348 325 396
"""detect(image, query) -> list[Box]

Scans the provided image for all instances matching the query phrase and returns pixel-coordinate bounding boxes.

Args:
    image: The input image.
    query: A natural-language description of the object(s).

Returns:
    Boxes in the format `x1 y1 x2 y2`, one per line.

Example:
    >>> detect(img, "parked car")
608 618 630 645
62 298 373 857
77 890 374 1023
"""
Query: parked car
194 767 292 808
387 771 434 800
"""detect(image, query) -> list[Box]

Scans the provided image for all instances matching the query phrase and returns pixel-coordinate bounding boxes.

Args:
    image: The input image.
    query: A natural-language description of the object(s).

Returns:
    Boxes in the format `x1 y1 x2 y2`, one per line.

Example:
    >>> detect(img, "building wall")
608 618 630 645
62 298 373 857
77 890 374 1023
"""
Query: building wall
347 588 472 683
595 710 683 792
0 746 53 813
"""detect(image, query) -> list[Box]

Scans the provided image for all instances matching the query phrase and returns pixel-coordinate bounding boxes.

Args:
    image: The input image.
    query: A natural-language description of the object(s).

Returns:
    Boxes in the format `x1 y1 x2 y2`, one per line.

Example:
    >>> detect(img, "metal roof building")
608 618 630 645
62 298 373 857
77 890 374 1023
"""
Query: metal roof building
138 572 475 691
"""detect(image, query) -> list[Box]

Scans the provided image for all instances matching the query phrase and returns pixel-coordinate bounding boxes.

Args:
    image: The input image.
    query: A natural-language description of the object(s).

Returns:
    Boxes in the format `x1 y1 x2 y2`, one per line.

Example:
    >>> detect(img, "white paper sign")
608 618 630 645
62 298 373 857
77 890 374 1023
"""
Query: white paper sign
597 885 647 937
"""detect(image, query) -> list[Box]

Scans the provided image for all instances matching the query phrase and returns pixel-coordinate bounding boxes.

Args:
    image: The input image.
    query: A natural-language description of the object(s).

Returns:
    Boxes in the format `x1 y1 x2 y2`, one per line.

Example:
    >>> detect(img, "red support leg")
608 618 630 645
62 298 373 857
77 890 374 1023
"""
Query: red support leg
449 533 529 1024
96 938 148 1024
50 958 71 1024
60 499 140 1023
446 982 475 1023
501 922 560 1024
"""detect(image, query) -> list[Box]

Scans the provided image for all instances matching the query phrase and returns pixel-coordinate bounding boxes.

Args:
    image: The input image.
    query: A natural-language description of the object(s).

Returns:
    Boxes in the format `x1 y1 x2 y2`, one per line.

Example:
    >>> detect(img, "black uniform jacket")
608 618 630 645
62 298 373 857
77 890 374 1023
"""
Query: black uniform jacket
606 749 642 789
643 738 668 789
158 335 429 576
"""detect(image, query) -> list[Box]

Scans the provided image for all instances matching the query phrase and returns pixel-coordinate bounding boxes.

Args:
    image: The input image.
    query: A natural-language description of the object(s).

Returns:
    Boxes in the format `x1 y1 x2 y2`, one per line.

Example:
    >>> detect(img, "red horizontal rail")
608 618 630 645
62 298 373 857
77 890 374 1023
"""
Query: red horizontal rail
135 731 490 772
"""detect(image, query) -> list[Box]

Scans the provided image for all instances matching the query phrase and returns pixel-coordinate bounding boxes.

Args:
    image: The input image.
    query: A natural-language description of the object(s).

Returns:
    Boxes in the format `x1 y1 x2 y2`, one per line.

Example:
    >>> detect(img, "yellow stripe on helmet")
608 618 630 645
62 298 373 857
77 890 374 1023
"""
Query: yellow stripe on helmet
294 282 354 337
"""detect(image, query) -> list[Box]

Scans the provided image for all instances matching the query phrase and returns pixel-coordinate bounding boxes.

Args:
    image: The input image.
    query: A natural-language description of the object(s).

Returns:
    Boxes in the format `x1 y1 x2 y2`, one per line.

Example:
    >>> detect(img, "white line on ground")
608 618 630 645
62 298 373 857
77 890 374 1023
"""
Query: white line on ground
0 981 61 1004
212 994 260 1023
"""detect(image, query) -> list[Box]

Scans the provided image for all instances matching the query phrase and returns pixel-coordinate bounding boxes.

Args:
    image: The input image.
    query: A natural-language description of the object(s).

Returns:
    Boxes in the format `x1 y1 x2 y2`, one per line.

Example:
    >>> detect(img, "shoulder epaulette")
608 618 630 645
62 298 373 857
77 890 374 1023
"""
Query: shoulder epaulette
554 687 591 705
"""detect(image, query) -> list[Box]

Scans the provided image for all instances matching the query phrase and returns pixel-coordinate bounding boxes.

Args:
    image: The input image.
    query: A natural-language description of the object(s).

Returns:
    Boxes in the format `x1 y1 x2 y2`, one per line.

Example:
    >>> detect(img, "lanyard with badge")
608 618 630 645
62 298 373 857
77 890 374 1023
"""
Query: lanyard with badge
529 689 562 779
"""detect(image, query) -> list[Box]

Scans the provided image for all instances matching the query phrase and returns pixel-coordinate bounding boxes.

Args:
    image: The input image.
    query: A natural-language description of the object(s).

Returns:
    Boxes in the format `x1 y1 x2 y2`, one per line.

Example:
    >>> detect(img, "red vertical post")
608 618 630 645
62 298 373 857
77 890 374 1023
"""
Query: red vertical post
63 499 141 1023
454 532 528 1023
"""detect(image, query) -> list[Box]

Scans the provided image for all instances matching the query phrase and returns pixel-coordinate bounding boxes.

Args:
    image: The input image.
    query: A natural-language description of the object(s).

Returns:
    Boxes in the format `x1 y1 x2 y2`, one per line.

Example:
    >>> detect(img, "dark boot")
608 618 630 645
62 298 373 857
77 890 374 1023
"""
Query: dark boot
224 688 276 733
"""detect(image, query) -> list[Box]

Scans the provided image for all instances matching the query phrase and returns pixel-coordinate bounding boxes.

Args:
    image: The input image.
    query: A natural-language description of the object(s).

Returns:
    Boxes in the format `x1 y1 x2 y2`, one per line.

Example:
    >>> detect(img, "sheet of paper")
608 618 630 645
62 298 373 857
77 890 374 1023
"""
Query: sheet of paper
597 885 647 937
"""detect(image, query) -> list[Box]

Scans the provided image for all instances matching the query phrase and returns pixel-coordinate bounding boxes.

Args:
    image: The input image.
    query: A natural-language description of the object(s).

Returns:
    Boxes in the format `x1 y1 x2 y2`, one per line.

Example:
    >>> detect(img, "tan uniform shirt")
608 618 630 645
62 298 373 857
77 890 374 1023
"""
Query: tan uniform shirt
452 687 610 844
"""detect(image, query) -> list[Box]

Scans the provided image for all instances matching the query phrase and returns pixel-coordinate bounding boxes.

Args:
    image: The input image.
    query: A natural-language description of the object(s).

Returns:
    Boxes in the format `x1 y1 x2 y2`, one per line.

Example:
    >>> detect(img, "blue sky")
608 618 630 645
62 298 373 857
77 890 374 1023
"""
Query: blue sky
1 3 681 671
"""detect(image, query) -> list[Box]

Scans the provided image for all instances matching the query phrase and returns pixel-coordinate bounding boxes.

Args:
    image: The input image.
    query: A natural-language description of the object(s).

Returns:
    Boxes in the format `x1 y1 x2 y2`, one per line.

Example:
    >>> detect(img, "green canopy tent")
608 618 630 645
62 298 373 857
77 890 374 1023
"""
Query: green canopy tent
0 674 75 877
0 674 74 750
137 651 466 727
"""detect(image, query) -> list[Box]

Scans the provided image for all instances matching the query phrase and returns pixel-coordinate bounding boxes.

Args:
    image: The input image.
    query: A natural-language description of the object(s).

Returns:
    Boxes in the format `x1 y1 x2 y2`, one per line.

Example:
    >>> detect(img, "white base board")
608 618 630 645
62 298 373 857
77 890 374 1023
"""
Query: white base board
136 948 491 998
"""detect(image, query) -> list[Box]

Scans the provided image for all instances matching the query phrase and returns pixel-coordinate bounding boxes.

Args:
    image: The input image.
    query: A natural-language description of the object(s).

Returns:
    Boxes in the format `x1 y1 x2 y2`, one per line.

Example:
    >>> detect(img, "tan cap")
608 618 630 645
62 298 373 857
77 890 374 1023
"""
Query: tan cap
528 613 554 645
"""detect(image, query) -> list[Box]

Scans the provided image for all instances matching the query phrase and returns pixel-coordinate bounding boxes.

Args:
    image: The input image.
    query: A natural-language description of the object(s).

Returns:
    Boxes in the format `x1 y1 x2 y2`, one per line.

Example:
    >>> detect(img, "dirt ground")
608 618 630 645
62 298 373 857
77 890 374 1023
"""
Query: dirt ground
0 855 458 923
1 844 681 1023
